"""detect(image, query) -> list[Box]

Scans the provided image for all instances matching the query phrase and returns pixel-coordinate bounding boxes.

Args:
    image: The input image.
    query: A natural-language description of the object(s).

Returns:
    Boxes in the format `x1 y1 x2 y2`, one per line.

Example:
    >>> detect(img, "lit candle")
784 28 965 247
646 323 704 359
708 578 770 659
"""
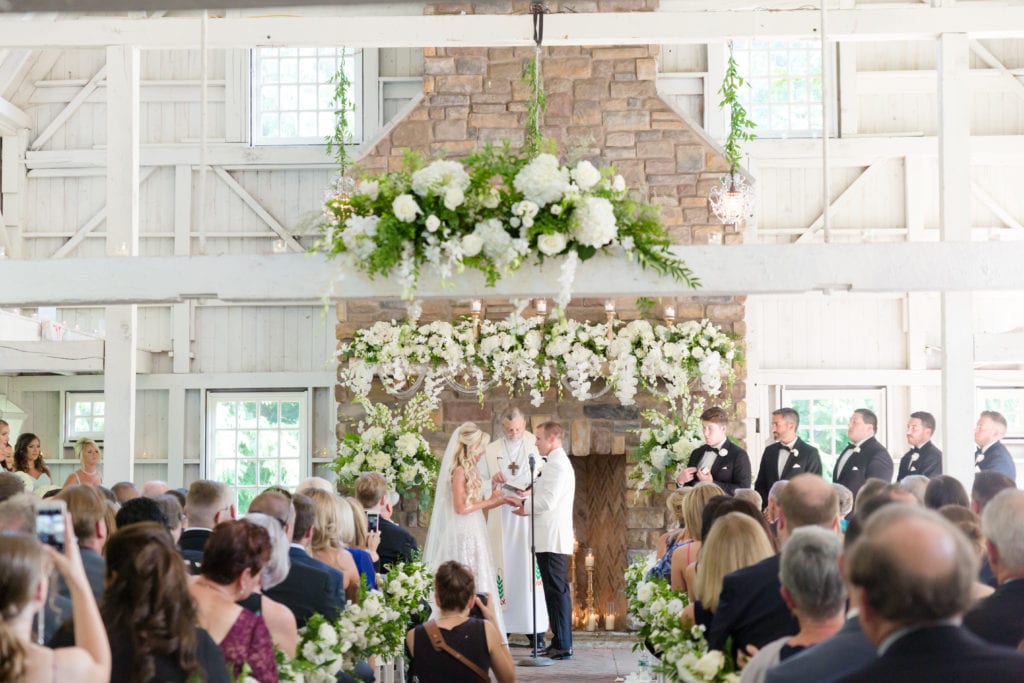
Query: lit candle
604 299 616 313
605 614 615 630
585 550 595 569
586 612 598 631
535 298 547 315
664 305 676 319
470 299 482 313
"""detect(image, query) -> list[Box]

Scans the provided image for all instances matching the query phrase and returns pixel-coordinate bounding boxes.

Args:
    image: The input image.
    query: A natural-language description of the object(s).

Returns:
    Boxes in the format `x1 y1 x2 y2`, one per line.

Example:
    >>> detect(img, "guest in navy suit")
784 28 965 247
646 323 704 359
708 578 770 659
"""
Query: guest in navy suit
832 409 893 502
179 480 235 570
707 474 839 655
897 411 942 481
355 472 418 572
973 411 1017 480
678 406 751 495
964 489 1024 648
839 505 1024 683
754 408 823 507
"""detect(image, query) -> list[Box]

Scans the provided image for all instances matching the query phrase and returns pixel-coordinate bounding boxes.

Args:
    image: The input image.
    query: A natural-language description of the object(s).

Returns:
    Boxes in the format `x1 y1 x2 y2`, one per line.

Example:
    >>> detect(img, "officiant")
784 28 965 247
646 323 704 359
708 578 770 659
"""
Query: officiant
479 407 549 649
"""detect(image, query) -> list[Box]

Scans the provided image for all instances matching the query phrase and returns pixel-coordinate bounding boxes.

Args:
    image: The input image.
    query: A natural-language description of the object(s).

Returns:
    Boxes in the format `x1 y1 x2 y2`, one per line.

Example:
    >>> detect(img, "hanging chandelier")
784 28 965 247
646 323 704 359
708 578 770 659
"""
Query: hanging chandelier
708 172 755 225
709 42 757 226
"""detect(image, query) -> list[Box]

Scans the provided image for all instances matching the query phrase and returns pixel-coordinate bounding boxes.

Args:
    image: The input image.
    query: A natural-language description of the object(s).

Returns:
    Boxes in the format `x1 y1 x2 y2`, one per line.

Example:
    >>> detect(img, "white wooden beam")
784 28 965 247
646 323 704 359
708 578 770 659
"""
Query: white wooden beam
971 181 1024 231
0 96 29 135
51 167 156 259
1 129 27 258
30 65 106 151
0 339 103 372
3 8 1024 49
212 166 303 252
795 162 887 243
975 331 1024 364
968 38 1024 104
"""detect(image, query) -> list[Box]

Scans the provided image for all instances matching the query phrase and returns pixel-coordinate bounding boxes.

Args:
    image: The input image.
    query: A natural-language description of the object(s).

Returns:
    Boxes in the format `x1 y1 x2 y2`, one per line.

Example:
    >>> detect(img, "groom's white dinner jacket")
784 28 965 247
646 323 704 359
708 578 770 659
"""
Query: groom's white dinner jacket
524 446 575 555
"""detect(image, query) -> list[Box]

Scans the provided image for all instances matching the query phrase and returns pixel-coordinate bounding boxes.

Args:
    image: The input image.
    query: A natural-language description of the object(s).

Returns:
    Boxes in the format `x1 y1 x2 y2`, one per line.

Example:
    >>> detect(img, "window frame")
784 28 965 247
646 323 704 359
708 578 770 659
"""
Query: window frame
63 391 106 444
977 386 1024 439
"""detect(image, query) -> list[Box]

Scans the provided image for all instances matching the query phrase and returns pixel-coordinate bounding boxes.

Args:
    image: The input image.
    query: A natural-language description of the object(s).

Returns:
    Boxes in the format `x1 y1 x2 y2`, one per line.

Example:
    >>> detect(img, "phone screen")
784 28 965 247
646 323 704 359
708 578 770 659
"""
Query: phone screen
36 507 65 552
366 512 380 533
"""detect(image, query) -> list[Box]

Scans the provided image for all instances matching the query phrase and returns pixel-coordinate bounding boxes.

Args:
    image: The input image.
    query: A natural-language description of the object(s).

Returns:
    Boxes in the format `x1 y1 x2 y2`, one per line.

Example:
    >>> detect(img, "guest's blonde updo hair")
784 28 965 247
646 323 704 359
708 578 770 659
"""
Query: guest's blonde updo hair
451 422 490 505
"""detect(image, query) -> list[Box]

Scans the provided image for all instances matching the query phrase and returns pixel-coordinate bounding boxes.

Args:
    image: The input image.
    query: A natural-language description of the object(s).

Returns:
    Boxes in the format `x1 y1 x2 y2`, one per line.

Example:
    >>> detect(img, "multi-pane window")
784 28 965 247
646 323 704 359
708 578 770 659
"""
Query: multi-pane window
65 392 105 440
731 40 824 138
252 47 361 145
207 392 306 513
978 388 1024 437
781 387 886 480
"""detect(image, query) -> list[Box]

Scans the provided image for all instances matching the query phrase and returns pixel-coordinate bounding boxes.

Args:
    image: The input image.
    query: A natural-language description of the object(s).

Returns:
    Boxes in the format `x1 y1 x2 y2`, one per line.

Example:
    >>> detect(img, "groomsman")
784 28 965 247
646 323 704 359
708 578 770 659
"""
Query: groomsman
754 408 822 507
897 411 943 481
974 411 1017 479
678 406 752 495
832 408 893 500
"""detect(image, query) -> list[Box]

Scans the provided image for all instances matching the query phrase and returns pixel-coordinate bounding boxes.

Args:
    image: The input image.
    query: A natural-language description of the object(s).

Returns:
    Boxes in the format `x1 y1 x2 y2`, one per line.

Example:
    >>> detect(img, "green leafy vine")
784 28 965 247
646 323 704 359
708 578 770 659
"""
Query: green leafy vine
717 44 757 174
325 53 355 174
522 52 547 157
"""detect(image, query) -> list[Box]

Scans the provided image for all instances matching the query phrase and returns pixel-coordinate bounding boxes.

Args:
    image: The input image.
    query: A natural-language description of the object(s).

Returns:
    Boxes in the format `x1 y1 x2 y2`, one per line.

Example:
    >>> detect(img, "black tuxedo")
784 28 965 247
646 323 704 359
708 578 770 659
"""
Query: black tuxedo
375 517 418 573
897 440 943 480
964 578 1024 648
976 441 1017 479
754 438 822 506
264 547 344 627
832 436 894 500
706 553 798 655
838 624 1024 683
178 528 211 571
684 438 752 495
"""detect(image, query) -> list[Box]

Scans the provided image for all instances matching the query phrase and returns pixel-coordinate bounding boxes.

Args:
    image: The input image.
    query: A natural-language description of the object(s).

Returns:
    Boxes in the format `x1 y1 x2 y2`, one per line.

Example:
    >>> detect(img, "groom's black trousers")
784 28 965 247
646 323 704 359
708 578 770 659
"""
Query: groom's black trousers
537 551 573 651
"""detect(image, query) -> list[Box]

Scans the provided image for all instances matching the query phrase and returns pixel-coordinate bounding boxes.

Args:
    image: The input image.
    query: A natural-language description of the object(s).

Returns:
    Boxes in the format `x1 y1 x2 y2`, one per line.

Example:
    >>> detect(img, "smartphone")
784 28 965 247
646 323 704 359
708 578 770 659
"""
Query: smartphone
468 592 489 619
36 500 66 552
366 511 380 533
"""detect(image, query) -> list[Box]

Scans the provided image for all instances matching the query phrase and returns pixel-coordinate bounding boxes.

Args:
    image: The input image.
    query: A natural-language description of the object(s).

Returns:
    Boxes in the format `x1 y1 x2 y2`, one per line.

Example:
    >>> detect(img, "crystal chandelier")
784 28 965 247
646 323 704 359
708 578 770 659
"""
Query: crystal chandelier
709 41 757 226
708 172 755 225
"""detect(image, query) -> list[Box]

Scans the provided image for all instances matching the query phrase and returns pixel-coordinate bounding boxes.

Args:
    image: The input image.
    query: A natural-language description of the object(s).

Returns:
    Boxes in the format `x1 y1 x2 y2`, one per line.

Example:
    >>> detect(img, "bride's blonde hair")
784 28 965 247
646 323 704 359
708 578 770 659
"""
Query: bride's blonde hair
450 422 490 504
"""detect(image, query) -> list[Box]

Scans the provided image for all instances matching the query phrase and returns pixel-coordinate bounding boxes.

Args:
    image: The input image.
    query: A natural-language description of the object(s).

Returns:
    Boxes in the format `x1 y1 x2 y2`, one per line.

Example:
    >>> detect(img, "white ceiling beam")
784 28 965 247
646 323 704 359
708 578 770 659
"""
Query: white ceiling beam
3 242 1024 305
0 95 29 134
212 166 304 252
0 339 104 372
970 181 1024 231
795 161 887 243
30 64 106 151
2 7 1024 49
50 167 156 258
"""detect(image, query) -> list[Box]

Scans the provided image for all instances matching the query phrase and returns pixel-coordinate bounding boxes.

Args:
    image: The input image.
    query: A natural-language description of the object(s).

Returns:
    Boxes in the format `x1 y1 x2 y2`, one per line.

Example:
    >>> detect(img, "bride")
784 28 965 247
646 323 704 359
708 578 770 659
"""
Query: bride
423 422 520 638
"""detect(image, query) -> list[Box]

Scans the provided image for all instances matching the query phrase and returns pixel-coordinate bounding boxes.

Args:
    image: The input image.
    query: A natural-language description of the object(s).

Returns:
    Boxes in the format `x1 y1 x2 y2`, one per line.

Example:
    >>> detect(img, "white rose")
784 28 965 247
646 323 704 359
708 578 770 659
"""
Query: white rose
444 186 465 210
537 232 568 256
318 622 338 647
550 204 562 215
571 159 602 191
392 194 422 223
612 174 626 192
425 214 441 233
693 650 725 679
667 598 684 615
650 447 667 470
461 233 484 257
481 187 501 209
636 582 654 603
357 179 380 201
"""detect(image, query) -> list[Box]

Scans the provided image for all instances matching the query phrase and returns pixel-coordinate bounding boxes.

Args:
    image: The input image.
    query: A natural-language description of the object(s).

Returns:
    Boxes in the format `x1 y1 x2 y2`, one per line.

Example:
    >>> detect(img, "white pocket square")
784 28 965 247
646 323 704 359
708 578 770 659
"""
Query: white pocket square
792 464 801 469
721 466 729 470
851 466 859 471
910 466 918 472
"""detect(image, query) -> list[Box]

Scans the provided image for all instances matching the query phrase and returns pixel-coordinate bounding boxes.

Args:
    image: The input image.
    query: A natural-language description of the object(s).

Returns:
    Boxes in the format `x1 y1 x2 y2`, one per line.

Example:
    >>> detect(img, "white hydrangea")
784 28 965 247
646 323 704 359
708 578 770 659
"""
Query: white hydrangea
572 196 618 248
357 179 380 201
537 232 567 256
367 450 390 471
461 233 483 257
444 186 465 211
392 194 422 223
396 432 421 457
318 621 338 647
362 427 385 445
612 174 626 192
571 159 602 191
513 153 571 206
410 159 470 197
693 650 726 679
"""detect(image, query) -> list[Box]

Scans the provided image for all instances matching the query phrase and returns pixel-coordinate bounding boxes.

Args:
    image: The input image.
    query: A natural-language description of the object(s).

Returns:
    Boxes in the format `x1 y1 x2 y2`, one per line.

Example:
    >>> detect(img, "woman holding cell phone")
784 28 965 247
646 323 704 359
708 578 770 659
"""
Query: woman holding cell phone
0 507 111 683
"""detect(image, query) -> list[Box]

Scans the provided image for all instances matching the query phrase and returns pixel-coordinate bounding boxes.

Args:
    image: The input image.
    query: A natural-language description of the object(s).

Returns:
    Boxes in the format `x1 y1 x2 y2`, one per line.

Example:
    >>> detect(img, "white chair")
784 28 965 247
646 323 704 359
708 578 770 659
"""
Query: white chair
373 658 406 683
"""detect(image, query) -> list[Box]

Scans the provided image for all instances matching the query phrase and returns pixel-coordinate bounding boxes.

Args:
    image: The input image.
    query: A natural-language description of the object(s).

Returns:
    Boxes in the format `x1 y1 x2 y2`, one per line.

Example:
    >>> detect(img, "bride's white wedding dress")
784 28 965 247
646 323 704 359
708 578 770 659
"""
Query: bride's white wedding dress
422 426 508 641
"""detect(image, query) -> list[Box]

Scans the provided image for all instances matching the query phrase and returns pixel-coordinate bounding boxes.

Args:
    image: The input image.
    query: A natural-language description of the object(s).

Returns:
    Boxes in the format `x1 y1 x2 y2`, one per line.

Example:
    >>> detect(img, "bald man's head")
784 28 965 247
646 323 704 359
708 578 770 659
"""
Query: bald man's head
846 505 977 641
777 473 839 542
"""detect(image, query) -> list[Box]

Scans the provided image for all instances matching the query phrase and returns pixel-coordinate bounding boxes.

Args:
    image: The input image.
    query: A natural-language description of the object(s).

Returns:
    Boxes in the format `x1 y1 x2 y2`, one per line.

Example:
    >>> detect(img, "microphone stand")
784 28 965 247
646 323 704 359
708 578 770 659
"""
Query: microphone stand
517 452 553 667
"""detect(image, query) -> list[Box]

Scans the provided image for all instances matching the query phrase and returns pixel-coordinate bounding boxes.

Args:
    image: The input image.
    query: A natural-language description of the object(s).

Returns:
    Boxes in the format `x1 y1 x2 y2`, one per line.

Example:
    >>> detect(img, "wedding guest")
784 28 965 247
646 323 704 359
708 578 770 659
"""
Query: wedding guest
0 492 34 532
345 495 382 566
0 418 11 470
62 438 102 488
832 410 893 501
670 483 725 593
897 412 942 480
840 506 1024 682
964 489 1024 648
678 407 752 495
180 480 235 568
740 527 846 683
974 411 1016 479
304 487 362 601
699 496 777 555
897 475 930 506
938 505 994 603
406 560 514 683
754 408 822 506
832 483 854 519
655 489 689 560
924 475 970 509
141 480 170 497
111 481 140 504
0 470 26 501
971 471 1016 514
55 485 108 599
115 496 169 530
152 493 185 543
241 512 299 658
735 489 762 511
13 432 54 492
355 471 417 572
0 518 111 683
765 480 789 526
190 519 278 682
297 476 335 493
340 495 380 588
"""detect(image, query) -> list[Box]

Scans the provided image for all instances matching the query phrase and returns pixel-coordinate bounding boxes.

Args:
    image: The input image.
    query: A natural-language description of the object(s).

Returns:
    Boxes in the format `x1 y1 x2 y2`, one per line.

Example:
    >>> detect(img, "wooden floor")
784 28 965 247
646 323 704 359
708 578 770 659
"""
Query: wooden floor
512 632 648 682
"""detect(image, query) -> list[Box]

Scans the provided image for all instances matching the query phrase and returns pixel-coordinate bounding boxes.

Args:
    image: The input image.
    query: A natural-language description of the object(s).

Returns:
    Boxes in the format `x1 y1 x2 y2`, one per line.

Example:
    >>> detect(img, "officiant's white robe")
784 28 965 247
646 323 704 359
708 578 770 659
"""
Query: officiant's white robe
478 432 549 634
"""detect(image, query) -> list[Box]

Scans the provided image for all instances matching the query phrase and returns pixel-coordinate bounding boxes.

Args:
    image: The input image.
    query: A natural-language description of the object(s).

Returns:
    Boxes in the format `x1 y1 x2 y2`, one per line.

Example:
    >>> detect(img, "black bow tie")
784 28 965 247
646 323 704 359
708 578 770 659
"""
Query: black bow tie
910 447 919 454
976 447 984 456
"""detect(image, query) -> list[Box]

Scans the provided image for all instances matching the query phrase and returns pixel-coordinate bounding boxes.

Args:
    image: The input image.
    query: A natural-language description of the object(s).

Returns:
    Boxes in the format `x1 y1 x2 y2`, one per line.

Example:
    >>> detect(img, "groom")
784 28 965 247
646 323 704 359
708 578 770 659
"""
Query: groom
514 421 575 661
480 408 549 649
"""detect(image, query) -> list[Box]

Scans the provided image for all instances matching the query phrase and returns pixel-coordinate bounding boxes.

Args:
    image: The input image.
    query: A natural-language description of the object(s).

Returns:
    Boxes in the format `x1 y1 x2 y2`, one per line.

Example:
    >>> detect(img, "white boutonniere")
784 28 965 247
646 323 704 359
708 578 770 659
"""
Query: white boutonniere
911 452 920 462
976 453 985 465
791 449 799 458
853 446 861 455
718 448 728 457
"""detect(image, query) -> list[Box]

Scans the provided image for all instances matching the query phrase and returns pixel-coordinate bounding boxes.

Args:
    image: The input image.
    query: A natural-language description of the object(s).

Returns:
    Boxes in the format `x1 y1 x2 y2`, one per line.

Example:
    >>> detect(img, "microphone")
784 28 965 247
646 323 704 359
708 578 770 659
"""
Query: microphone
529 453 536 472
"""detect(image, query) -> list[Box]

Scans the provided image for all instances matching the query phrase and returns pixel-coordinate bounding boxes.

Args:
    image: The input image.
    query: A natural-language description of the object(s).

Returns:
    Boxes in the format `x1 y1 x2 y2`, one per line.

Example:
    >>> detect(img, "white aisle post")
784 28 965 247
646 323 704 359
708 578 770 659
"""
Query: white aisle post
102 45 140 485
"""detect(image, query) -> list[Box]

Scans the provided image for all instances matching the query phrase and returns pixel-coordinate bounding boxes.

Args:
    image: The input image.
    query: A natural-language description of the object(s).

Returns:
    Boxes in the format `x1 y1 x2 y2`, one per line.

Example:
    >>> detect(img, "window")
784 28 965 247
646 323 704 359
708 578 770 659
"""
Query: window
781 387 886 480
65 392 105 441
978 388 1024 437
207 392 307 513
252 47 361 145
732 39 824 139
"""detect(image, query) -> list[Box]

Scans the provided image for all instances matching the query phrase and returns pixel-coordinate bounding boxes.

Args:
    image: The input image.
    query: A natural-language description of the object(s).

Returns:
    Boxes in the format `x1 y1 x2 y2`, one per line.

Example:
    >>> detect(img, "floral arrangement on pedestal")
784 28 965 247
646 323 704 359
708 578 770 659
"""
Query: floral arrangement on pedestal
316 146 699 307
629 405 705 492
624 557 739 683
332 393 439 508
338 313 740 409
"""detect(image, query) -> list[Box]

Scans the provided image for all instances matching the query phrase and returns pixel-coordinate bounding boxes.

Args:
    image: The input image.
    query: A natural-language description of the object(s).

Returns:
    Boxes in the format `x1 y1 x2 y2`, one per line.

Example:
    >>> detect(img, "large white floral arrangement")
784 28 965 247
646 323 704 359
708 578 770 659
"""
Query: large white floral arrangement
317 146 698 306
630 406 705 492
338 314 741 408
624 557 739 683
332 393 439 508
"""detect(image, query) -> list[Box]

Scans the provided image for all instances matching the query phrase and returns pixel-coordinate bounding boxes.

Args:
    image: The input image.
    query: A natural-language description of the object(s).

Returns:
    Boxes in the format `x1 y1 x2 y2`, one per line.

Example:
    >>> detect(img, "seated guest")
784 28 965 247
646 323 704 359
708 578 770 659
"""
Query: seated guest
964 489 1024 648
938 505 994 603
242 512 299 658
356 472 417 572
180 480 235 567
0 492 34 532
115 496 169 530
897 475 929 506
655 489 690 560
141 480 170 497
297 476 335 493
735 488 763 511
55 485 108 599
924 475 970 509
251 491 344 627
189 519 278 683
766 480 789 539
852 479 890 517
62 438 103 488
335 495 378 588
406 560 514 683
669 483 725 592
699 496 777 554
111 481 140 504
677 406 752 495
971 471 1017 587
839 505 1024 682
831 483 853 520
304 488 362 601
682 512 775 627
0 470 25 501
153 493 185 543
740 528 846 683
345 496 382 569
708 474 839 655
0 523 110 683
